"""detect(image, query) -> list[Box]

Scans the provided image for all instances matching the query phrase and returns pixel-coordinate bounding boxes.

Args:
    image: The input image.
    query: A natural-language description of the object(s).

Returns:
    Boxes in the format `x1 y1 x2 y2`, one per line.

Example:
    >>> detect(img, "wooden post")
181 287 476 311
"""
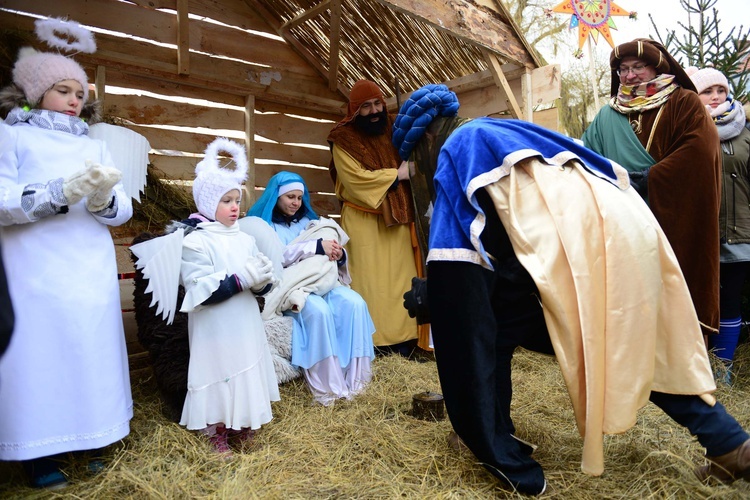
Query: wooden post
587 38 600 110
484 51 523 119
328 0 342 92
411 391 445 421
522 68 533 123
176 0 190 75
95 65 106 103
244 95 256 208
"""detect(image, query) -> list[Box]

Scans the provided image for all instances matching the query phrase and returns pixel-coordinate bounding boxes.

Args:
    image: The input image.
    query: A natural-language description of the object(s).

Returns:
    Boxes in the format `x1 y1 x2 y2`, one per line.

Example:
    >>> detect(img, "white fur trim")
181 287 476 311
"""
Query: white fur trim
193 138 249 219
195 137 248 184
35 17 96 54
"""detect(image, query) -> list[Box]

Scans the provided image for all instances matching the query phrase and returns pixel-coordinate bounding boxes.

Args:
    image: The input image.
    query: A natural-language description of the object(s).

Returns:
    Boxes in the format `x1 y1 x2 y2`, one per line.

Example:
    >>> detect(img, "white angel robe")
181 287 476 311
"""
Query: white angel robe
179 221 280 430
0 121 133 460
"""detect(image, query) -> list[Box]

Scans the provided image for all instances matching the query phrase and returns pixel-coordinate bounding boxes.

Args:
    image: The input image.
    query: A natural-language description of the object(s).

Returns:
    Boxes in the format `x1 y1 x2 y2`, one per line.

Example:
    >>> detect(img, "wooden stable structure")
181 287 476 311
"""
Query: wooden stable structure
0 0 553 215
0 0 555 372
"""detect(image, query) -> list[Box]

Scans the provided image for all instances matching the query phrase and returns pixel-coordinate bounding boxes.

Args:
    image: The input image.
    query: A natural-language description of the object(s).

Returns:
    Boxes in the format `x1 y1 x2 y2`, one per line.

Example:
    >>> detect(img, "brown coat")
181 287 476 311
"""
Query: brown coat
628 88 721 334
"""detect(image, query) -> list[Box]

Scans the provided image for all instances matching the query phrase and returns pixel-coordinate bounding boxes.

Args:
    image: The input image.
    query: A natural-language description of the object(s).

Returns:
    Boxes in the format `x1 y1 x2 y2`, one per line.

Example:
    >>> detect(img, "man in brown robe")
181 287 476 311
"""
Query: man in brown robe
583 38 721 339
327 80 428 355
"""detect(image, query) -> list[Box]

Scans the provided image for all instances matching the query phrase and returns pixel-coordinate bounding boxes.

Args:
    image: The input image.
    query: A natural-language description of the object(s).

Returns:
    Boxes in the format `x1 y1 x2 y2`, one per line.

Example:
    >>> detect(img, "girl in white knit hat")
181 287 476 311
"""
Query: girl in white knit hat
131 137 280 458
0 18 133 488
688 66 750 383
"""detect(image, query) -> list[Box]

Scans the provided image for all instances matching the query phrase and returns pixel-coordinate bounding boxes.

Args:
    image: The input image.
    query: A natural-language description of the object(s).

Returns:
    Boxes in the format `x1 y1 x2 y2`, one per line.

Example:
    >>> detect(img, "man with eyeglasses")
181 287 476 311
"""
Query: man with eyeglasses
584 38 720 343
584 38 736 480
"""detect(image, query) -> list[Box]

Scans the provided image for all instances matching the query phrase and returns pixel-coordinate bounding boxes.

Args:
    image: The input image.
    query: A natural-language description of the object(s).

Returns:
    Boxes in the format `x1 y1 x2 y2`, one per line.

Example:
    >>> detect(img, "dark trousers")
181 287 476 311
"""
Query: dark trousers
428 261 748 494
719 261 750 319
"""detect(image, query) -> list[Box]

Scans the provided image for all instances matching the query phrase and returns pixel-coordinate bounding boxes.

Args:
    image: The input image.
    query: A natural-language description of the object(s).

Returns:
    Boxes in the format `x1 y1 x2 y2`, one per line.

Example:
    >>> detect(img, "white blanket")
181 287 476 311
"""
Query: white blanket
261 218 351 320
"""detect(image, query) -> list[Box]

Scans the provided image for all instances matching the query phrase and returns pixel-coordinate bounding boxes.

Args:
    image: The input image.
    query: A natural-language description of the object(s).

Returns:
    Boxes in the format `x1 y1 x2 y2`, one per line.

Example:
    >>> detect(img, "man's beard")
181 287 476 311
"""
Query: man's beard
354 109 388 136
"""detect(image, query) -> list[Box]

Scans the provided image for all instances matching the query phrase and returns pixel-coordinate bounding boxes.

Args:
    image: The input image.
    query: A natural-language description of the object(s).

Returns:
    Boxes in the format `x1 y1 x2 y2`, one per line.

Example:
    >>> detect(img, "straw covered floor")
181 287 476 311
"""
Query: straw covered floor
2 344 750 498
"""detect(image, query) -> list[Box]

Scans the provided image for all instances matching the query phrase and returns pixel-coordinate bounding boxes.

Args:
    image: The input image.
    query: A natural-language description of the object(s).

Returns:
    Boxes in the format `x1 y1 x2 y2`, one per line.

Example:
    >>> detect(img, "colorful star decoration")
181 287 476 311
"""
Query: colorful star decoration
550 0 635 49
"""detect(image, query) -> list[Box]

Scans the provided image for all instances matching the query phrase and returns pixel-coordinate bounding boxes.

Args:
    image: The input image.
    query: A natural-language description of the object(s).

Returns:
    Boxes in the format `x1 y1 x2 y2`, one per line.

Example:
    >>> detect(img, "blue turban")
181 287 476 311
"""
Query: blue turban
246 171 319 225
392 84 460 161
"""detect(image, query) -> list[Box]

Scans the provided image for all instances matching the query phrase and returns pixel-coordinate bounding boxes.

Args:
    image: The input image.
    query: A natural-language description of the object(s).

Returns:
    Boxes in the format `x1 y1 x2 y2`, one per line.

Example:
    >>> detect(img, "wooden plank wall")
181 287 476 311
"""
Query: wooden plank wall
0 0 345 216
0 0 348 374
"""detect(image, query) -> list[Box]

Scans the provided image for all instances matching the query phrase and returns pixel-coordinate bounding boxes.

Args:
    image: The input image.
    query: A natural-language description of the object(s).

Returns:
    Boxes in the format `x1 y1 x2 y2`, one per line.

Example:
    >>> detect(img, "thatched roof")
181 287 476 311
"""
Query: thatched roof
244 0 541 104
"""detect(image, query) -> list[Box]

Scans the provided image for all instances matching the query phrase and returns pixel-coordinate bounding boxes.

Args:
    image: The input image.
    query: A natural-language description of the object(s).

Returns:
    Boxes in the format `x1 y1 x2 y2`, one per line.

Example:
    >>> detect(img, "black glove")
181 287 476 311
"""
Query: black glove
403 277 430 325
628 168 650 198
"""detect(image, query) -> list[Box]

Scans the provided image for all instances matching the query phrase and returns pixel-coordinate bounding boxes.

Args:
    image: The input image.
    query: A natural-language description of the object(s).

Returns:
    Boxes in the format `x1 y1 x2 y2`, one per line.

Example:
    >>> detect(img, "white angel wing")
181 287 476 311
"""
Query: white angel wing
88 123 150 202
130 228 185 324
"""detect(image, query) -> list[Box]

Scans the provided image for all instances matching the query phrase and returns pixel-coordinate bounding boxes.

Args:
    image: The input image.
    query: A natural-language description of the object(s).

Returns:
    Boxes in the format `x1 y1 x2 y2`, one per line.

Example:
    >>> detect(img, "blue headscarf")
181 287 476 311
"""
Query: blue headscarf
392 84 460 160
247 171 319 225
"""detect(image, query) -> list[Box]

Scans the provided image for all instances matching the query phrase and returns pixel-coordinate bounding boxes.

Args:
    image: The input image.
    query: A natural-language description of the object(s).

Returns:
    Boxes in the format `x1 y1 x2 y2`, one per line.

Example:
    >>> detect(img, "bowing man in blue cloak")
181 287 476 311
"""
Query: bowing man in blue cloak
392 84 750 495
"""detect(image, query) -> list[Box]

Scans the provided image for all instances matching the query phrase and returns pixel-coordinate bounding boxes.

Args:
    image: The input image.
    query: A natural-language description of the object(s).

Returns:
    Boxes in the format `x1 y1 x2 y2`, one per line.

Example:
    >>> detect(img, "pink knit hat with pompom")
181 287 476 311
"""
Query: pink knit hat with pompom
12 17 96 106
686 66 729 94
13 49 90 106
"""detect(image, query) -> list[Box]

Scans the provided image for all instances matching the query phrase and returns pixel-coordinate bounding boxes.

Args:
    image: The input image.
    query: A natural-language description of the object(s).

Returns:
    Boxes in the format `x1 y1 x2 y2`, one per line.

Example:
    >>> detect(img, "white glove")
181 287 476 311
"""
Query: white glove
237 253 275 292
62 165 101 205
85 161 122 212
62 161 121 207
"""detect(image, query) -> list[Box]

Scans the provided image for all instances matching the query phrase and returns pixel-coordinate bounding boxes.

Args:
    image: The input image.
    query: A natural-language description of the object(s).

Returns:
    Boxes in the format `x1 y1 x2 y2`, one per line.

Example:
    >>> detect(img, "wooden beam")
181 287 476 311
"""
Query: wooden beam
95 65 106 103
328 0 342 93
522 68 533 123
484 51 523 119
245 95 256 203
481 0 543 67
126 0 176 9
176 0 190 75
279 0 332 31
382 66 529 111
372 0 535 68
243 0 350 98
102 94 245 129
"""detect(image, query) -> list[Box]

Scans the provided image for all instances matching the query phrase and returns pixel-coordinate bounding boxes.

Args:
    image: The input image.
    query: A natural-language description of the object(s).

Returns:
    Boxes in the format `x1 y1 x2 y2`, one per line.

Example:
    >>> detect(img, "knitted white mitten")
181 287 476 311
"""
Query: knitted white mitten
85 163 122 212
61 161 121 207
86 188 115 212
237 253 275 291
62 166 100 205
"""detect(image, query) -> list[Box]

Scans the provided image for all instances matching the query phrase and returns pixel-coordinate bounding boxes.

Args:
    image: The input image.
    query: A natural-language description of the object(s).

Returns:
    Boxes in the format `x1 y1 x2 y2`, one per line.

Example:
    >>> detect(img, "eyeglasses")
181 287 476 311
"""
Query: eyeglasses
617 63 651 77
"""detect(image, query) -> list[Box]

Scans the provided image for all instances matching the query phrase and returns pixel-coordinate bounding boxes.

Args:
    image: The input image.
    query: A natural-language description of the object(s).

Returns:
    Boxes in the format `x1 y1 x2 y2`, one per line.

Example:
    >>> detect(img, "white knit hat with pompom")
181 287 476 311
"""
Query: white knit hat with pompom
193 138 249 220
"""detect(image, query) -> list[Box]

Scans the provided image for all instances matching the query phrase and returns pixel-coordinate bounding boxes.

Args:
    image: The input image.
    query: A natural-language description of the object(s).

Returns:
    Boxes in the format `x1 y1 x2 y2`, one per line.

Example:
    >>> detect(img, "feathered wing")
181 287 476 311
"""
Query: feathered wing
130 228 185 324
88 123 150 202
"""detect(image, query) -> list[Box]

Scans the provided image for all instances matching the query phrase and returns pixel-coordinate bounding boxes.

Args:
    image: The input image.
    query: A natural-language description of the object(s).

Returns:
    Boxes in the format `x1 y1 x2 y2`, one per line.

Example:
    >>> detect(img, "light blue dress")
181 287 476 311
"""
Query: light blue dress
274 216 375 404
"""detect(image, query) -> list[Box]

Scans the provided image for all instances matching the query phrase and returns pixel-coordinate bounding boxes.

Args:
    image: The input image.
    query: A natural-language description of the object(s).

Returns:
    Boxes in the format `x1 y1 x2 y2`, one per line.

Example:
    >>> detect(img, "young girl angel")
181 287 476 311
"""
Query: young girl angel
248 171 375 406
0 18 132 489
132 138 280 456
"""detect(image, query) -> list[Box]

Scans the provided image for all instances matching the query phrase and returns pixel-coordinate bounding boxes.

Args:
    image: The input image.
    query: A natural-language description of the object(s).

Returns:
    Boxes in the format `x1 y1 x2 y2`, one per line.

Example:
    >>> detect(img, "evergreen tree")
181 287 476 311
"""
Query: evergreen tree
650 0 750 102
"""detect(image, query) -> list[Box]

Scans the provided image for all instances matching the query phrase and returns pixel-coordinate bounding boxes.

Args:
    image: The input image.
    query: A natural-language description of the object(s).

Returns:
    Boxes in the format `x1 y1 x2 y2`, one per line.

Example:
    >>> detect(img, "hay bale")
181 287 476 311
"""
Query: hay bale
110 164 197 240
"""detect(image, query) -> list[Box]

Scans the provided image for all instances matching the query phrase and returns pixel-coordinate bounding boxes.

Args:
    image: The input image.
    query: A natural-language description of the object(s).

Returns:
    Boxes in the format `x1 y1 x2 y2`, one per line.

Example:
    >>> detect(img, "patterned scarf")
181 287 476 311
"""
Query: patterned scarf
710 96 746 141
610 74 679 114
5 107 89 136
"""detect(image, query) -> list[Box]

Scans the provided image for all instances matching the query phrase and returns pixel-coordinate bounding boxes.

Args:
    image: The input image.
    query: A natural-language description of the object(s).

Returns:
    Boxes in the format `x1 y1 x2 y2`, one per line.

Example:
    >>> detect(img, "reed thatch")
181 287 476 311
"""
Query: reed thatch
2 344 750 498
